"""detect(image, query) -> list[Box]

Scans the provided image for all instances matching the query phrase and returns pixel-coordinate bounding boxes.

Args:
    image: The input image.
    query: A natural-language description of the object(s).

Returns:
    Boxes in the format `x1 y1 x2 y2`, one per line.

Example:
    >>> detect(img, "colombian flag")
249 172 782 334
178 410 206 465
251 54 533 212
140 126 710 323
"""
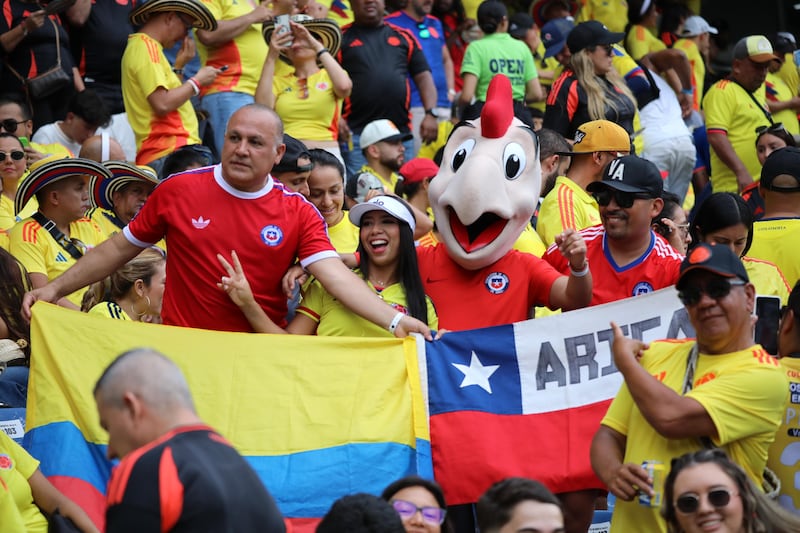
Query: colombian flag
24 303 432 532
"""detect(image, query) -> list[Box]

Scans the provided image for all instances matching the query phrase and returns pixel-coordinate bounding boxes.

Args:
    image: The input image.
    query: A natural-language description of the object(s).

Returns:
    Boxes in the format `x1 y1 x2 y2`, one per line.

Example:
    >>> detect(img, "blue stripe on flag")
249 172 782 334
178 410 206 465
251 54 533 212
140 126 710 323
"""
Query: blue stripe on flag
26 421 431 518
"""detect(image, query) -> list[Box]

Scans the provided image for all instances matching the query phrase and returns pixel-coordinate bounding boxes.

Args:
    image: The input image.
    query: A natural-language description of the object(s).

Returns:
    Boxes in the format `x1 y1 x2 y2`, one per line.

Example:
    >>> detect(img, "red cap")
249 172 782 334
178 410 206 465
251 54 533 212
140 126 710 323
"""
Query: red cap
399 158 439 184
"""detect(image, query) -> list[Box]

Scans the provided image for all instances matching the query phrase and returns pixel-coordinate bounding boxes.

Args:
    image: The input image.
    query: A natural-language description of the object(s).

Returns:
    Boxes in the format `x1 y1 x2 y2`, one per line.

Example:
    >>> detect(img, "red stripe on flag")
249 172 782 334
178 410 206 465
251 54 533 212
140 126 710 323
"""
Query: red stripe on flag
49 475 107 531
430 401 611 504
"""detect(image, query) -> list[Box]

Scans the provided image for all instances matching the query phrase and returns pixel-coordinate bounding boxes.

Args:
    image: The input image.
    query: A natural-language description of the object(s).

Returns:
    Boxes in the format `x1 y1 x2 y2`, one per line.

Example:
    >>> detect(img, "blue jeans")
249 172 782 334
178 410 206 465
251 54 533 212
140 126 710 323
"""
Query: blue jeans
203 92 255 154
0 366 28 408
342 132 414 185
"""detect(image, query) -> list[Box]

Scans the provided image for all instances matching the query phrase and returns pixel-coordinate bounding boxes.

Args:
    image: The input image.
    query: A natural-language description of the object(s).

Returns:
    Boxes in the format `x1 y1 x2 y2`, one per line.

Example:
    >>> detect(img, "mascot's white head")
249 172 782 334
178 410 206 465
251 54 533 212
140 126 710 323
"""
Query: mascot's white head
429 74 541 270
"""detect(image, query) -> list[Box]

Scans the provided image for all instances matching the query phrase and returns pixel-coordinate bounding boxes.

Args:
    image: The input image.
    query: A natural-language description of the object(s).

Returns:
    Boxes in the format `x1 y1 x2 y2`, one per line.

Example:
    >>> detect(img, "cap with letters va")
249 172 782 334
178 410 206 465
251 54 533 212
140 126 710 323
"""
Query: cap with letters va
587 155 663 197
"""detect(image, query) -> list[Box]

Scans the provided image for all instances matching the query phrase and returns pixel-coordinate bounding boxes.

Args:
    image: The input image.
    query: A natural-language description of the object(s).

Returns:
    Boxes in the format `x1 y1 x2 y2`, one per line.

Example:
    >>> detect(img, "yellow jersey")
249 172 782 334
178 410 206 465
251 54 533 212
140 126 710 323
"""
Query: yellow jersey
765 71 800 135
748 217 800 288
673 38 705 111
625 24 665 61
604 340 787 533
703 80 770 192
327 215 359 253
576 0 629 33
536 176 600 246
744 256 791 304
767 356 800 514
0 431 48 532
0 194 37 231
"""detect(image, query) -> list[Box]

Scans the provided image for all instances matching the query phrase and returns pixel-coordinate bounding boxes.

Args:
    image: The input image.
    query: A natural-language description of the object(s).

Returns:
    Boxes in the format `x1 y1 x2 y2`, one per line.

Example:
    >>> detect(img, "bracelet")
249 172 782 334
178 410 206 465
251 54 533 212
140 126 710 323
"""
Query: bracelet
173 68 184 75
448 88 456 96
388 311 405 334
20 24 28 37
187 77 200 96
316 48 329 59
680 87 693 95
569 261 590 277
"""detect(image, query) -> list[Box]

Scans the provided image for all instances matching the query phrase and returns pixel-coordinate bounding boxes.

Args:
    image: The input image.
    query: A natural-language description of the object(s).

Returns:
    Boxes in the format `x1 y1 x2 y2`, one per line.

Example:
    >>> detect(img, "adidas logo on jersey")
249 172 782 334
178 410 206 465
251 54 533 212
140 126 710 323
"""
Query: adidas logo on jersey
192 216 211 229
55 252 68 263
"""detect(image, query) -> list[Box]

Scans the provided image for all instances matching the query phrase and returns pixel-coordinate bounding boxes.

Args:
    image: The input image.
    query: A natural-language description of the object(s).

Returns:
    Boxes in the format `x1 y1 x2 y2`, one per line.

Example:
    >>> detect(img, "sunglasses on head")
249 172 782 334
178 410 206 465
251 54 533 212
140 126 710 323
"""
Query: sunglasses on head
0 150 25 162
391 499 446 525
0 119 25 133
417 22 431 39
592 188 653 208
677 278 746 306
755 122 787 135
675 488 736 514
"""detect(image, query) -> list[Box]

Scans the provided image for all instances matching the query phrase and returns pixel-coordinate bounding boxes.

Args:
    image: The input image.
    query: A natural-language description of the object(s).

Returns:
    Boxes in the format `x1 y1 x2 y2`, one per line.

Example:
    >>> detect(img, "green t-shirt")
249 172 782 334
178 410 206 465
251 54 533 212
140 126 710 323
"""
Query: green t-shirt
461 33 537 101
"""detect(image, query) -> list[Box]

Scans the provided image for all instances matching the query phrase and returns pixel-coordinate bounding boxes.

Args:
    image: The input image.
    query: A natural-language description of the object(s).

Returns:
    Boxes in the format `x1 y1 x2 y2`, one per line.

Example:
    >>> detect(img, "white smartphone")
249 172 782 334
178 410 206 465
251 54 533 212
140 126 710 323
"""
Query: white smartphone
275 14 293 46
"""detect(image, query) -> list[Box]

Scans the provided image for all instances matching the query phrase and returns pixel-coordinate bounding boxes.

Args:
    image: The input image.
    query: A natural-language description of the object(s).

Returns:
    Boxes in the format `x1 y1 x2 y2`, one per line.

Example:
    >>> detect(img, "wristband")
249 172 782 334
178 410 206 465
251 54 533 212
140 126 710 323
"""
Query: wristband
173 68 184 75
188 77 201 96
316 47 329 59
680 87 693 95
388 312 405 334
569 261 590 277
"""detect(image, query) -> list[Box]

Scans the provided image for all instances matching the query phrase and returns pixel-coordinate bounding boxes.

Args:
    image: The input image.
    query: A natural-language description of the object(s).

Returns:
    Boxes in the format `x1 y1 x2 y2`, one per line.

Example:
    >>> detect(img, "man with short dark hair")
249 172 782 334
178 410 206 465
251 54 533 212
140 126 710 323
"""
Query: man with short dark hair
704 35 777 193
95 348 286 532
477 477 565 533
591 243 788 532
346 119 411 204
748 146 800 287
32 90 112 156
271 134 313 197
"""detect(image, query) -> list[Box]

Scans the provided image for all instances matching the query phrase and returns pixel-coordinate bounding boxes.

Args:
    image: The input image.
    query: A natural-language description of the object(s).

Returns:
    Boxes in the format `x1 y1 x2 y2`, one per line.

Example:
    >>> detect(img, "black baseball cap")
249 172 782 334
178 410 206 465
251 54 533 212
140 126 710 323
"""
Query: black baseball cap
541 17 575 58
566 20 624 54
587 155 663 197
508 13 535 40
677 243 749 290
273 134 313 173
760 146 800 192
477 0 507 34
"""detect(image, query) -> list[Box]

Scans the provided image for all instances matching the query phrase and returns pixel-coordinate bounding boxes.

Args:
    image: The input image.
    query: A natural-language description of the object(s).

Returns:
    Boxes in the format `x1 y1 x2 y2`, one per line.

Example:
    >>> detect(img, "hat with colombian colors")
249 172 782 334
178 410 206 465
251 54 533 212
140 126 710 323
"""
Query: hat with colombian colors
733 35 778 63
129 0 217 30
16 157 113 215
92 161 158 210
557 120 631 155
263 15 342 59
677 243 749 289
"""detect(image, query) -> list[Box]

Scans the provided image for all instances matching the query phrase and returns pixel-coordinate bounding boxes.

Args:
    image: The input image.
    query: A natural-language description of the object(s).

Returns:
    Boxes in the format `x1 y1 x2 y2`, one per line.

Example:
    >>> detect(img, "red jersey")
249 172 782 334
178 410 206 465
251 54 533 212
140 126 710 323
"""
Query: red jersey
543 225 682 306
125 166 337 331
417 244 562 331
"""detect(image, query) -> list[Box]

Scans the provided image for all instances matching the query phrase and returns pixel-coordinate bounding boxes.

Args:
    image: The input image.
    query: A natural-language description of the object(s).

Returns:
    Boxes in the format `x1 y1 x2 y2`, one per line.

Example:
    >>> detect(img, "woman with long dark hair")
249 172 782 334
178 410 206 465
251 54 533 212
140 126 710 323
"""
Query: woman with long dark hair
0 248 31 407
690 191 790 303
218 195 437 336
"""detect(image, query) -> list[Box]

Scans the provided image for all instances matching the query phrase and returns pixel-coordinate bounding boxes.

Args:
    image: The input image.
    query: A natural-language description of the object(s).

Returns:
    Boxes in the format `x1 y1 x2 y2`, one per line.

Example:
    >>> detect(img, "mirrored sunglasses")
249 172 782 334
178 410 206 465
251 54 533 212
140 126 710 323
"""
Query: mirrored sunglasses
592 188 653 208
0 150 25 162
391 499 446 525
675 488 736 514
677 279 746 307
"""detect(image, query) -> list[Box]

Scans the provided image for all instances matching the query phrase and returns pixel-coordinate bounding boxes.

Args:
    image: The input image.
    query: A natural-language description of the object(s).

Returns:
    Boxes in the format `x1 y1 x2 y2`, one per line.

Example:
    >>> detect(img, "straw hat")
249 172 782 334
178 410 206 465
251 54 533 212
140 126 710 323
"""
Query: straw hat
16 157 113 215
92 161 159 210
263 15 341 59
129 0 217 31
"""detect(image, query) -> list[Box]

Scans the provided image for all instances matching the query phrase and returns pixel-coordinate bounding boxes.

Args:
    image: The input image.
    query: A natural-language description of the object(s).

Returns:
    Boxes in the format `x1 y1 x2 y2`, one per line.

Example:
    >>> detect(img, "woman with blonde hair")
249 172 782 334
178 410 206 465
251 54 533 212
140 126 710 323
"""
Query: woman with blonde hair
544 20 638 139
81 248 166 322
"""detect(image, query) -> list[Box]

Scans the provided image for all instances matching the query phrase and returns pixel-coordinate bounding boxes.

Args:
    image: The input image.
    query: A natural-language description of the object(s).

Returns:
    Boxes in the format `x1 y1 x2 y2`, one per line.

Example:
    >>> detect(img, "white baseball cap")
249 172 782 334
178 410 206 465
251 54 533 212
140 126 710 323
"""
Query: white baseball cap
680 16 717 37
360 119 413 149
348 195 416 232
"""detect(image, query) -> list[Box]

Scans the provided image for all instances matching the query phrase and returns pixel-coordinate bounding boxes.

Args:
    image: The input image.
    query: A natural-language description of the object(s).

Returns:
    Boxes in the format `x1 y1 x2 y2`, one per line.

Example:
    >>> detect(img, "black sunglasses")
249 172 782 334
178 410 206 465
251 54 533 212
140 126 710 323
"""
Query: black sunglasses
675 488 736 514
417 22 430 39
590 43 613 55
755 122 787 135
677 278 747 307
592 188 653 208
0 119 25 133
0 150 25 162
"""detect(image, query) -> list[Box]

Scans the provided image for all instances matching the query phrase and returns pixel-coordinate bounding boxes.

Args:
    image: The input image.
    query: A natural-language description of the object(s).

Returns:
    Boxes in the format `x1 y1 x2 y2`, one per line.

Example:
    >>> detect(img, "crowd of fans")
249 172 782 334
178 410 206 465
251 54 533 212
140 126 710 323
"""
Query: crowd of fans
1 0 800 531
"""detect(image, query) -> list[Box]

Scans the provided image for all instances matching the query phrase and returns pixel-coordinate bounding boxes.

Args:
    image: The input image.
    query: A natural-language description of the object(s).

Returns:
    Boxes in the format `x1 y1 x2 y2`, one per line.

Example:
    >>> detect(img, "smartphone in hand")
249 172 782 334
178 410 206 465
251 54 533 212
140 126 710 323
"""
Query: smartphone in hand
275 14 293 46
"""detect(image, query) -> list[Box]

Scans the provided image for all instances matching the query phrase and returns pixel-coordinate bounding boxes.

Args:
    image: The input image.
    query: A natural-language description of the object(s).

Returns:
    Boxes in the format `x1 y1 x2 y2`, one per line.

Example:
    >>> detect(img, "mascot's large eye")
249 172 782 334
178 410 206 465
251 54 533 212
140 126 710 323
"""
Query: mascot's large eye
451 139 476 171
502 142 526 180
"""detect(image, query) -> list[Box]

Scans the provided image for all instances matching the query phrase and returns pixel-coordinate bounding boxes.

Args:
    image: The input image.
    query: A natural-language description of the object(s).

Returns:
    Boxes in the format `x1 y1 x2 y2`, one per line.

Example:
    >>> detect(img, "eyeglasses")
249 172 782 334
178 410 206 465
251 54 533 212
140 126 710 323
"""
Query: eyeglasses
0 150 25 162
390 499 446 525
675 488 737 514
675 223 690 236
592 188 653 208
297 78 309 100
0 119 25 133
417 22 430 39
755 122 787 135
677 279 747 306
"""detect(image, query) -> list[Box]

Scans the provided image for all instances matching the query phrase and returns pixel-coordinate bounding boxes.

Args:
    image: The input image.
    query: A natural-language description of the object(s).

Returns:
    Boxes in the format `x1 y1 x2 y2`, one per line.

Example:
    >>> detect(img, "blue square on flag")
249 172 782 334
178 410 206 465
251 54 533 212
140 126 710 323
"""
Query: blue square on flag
425 324 523 415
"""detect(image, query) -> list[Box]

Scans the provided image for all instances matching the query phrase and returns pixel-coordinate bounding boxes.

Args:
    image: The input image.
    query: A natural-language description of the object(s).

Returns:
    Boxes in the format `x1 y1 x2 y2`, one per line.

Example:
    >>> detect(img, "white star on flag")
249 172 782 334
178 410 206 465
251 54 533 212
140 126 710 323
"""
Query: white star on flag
452 351 500 394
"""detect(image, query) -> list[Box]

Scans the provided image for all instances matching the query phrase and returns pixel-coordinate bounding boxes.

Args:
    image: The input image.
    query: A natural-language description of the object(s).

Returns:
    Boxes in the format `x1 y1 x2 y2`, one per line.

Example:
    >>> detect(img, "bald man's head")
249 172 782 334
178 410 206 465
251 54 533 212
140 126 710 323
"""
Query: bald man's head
80 134 126 162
